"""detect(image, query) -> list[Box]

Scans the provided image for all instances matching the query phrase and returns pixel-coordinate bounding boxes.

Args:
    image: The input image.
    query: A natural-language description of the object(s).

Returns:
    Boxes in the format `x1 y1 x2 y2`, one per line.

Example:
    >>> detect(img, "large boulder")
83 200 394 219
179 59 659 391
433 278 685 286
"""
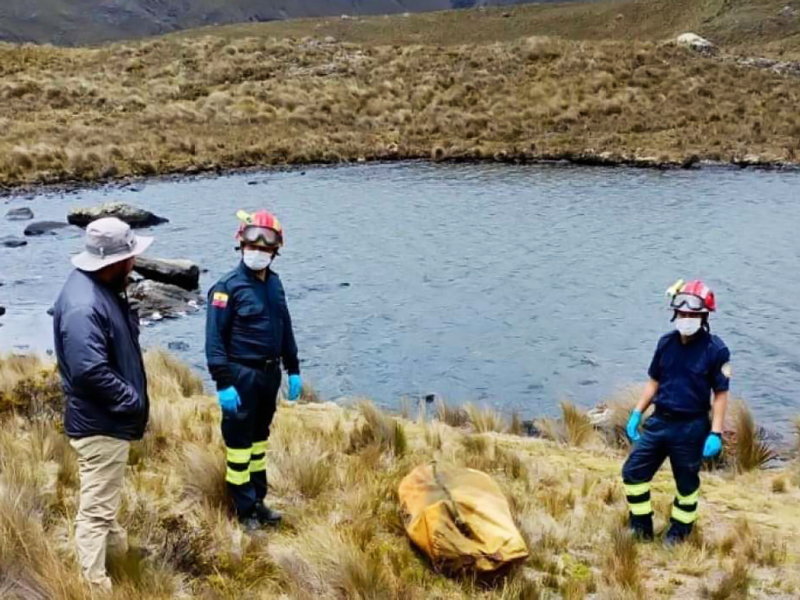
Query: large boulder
677 33 717 55
24 221 70 236
133 256 200 291
128 280 203 321
5 207 34 221
1 236 28 248
68 202 168 229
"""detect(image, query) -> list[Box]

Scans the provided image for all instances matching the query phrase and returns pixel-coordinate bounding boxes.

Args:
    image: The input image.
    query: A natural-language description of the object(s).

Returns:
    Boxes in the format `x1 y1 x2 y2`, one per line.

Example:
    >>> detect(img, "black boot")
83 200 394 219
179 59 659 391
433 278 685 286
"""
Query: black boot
254 503 282 526
664 520 693 546
629 513 654 541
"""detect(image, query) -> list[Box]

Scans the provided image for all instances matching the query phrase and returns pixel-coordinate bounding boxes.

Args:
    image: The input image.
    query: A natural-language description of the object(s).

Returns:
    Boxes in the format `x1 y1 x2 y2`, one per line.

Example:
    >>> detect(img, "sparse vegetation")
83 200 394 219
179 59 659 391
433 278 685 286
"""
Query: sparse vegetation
701 559 751 600
0 351 798 599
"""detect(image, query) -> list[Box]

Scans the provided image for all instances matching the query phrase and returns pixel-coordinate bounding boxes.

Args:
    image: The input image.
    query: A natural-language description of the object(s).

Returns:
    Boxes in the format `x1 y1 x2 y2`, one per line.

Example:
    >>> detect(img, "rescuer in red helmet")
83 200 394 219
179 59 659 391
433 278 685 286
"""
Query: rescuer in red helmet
205 209 301 530
621 279 731 545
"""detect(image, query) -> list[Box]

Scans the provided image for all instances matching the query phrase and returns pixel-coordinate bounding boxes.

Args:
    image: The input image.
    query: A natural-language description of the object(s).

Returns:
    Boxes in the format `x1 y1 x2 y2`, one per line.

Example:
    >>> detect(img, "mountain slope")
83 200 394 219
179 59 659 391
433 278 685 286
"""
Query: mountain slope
0 0 570 45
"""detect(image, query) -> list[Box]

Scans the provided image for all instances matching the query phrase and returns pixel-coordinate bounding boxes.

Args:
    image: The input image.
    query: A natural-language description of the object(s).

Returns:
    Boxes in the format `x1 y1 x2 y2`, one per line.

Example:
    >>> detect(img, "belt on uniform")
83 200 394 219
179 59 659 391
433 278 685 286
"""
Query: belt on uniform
654 407 708 422
233 358 281 371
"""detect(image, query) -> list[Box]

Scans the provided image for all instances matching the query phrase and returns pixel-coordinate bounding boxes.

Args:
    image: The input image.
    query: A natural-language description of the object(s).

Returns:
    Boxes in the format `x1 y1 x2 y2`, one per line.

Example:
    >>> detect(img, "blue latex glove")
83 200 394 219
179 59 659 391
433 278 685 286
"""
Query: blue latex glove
217 386 241 414
703 432 723 458
626 410 642 442
288 374 302 402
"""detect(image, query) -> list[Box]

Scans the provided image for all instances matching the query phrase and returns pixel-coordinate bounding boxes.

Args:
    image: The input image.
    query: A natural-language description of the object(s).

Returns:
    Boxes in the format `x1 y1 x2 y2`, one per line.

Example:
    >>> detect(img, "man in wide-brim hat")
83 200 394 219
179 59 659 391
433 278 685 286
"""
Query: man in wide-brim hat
53 217 153 592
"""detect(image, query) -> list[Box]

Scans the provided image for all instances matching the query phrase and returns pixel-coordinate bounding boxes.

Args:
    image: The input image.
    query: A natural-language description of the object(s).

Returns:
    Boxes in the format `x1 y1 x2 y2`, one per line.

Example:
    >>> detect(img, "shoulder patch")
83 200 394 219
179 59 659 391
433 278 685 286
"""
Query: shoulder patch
212 292 229 308
721 363 732 379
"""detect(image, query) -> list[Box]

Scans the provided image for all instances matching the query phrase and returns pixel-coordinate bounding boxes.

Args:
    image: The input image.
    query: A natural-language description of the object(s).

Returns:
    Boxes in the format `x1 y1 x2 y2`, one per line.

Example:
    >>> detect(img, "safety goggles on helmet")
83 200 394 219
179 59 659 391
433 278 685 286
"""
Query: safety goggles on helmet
241 226 280 248
670 293 708 312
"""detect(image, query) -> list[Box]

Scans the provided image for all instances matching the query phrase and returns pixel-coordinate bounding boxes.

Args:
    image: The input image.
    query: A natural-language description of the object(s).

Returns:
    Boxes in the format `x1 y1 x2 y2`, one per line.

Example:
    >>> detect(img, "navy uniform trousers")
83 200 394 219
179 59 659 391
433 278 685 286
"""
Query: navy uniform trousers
622 413 710 531
223 363 282 516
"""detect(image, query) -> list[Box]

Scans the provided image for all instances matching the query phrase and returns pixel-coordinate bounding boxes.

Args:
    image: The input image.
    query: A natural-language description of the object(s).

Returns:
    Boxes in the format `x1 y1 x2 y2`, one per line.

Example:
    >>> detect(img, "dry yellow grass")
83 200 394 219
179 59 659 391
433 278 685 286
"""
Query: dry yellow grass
2 27 800 190
1 351 800 599
173 0 800 57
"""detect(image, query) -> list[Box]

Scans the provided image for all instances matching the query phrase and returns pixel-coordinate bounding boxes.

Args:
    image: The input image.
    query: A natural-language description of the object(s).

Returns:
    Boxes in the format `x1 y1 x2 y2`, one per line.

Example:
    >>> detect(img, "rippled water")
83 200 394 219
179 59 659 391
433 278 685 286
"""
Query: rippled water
2 162 800 426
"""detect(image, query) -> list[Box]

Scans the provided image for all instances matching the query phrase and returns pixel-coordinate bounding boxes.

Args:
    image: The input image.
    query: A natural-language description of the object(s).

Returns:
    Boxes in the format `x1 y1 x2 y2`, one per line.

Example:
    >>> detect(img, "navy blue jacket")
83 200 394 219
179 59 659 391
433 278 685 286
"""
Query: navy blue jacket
205 262 299 390
53 270 149 440
648 329 731 416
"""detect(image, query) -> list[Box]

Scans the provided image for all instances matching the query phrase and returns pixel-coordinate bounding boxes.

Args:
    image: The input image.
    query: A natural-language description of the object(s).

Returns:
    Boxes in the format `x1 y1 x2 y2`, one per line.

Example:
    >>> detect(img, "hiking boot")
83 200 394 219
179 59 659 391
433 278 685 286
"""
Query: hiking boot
254 503 282 526
664 521 693 546
629 514 654 542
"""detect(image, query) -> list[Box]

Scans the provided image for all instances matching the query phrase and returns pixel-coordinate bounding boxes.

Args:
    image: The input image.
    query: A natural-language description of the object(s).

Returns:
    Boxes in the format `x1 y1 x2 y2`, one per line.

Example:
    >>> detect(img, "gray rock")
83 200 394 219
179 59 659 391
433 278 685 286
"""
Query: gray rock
133 256 200 291
24 221 70 236
1 236 28 248
68 202 168 229
168 341 190 351
5 207 34 221
128 280 203 321
676 32 717 55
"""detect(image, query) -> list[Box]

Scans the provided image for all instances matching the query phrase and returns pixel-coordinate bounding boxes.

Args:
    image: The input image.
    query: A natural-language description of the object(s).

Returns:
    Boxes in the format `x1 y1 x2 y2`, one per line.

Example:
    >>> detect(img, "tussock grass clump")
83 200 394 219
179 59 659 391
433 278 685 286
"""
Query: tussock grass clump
731 401 776 473
0 354 43 397
174 442 229 510
701 559 751 600
508 412 525 436
714 517 788 568
349 399 407 457
602 525 643 598
0 355 62 419
284 452 333 500
537 401 598 448
437 398 469 428
145 348 204 398
464 402 508 434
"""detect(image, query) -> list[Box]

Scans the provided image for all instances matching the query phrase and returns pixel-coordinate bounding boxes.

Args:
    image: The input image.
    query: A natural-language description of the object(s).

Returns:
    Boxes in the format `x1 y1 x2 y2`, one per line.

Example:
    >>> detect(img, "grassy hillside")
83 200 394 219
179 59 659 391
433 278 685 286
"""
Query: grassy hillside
1 0 800 191
176 0 800 56
0 0 577 46
1 352 799 599
2 30 800 191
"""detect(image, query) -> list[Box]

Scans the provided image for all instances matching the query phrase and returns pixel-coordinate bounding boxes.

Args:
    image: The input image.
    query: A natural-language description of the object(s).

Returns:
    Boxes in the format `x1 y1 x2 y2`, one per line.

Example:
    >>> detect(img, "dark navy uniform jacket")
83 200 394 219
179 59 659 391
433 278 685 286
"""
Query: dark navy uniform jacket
205 262 299 390
648 329 731 416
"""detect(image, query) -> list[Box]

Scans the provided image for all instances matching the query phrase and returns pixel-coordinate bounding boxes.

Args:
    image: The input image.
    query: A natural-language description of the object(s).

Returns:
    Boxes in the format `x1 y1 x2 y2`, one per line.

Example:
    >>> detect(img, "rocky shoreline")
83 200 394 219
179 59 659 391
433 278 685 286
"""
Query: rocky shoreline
1 153 798 200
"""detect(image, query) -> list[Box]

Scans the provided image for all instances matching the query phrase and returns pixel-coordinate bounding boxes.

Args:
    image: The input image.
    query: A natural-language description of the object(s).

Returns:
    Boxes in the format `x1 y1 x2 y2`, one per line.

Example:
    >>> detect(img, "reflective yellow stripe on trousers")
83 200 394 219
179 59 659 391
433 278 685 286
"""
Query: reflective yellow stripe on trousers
672 487 700 524
226 447 252 485
624 482 652 516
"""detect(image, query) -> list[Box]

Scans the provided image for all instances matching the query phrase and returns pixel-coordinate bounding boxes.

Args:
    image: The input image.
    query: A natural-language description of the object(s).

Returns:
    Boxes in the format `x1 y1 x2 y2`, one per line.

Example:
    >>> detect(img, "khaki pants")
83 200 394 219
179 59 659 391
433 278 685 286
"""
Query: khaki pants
70 435 130 591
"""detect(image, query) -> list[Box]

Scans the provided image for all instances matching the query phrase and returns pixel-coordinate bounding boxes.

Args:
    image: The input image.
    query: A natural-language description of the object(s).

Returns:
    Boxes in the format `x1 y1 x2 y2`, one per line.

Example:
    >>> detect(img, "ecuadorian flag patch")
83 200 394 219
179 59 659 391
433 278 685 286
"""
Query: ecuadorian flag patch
212 292 229 308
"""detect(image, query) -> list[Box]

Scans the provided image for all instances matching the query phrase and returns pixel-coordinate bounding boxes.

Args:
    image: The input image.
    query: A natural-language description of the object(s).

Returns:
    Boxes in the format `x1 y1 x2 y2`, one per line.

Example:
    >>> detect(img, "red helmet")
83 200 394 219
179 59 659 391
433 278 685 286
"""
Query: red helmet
669 279 716 313
235 209 284 248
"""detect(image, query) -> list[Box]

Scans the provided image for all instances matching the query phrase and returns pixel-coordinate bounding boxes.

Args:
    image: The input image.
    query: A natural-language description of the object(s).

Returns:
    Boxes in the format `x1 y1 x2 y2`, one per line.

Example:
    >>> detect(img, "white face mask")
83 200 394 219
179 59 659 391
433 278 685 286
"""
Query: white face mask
675 317 702 337
243 249 273 271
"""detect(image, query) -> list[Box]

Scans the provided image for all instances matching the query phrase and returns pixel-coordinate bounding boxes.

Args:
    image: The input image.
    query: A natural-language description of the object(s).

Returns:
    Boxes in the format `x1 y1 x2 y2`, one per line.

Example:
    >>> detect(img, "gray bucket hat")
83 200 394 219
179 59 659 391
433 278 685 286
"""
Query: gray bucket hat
71 217 153 272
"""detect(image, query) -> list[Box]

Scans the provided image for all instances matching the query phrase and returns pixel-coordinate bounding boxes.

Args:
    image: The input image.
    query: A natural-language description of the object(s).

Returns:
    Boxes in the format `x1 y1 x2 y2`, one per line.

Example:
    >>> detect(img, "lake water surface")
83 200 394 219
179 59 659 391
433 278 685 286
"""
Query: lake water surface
2 162 799 427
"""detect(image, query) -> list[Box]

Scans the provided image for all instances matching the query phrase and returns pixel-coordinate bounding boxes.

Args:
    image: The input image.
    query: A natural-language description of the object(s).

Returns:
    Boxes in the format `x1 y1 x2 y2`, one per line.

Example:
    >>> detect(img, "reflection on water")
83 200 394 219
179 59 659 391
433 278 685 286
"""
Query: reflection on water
2 162 800 427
